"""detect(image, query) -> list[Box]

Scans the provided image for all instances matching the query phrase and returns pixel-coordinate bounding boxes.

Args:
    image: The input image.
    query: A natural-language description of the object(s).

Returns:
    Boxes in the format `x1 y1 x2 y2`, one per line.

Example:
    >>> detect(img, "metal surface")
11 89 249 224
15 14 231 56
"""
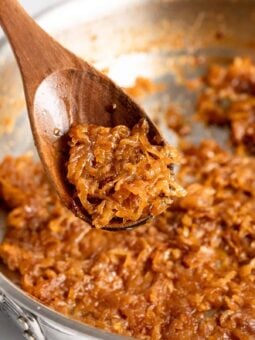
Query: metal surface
0 287 45 340
0 0 255 339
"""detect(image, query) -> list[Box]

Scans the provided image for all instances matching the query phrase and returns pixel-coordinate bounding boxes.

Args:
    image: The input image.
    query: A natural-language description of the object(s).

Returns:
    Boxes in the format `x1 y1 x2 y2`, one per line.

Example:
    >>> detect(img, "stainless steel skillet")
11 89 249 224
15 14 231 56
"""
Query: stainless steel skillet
0 0 255 339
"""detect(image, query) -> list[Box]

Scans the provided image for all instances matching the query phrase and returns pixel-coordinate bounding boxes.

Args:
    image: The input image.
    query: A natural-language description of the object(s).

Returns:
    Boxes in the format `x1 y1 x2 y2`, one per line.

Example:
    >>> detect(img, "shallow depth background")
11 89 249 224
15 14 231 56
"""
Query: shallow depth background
0 1 65 339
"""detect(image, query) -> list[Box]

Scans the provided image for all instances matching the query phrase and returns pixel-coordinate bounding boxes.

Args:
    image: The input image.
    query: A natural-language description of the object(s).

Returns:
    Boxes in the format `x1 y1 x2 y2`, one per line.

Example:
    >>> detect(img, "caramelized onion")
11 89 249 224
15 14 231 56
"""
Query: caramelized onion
67 119 184 228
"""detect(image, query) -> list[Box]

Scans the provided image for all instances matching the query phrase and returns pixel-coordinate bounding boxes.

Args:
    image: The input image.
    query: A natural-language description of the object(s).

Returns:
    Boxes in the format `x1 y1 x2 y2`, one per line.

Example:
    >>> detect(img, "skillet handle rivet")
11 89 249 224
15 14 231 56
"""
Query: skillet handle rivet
24 331 36 340
18 316 30 331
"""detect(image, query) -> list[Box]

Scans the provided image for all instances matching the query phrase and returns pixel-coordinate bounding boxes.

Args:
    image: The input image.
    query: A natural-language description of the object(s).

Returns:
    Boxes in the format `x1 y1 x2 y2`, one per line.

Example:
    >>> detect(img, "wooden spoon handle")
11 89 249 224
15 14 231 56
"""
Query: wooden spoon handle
0 0 77 104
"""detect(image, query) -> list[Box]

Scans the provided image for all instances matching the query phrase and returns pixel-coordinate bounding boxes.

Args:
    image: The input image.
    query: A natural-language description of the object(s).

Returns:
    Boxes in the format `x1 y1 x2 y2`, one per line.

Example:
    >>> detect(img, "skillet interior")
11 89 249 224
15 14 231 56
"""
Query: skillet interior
0 0 254 330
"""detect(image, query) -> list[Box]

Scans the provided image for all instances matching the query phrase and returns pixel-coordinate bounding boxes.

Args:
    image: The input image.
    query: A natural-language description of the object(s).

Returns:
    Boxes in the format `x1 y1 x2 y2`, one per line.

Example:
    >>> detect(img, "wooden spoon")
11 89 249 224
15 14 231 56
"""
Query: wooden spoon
0 0 164 231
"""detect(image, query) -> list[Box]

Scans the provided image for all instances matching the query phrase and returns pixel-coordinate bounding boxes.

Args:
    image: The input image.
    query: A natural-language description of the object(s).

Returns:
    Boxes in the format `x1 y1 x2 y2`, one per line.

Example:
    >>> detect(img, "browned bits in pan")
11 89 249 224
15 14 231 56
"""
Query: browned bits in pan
1 138 255 338
198 57 255 154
